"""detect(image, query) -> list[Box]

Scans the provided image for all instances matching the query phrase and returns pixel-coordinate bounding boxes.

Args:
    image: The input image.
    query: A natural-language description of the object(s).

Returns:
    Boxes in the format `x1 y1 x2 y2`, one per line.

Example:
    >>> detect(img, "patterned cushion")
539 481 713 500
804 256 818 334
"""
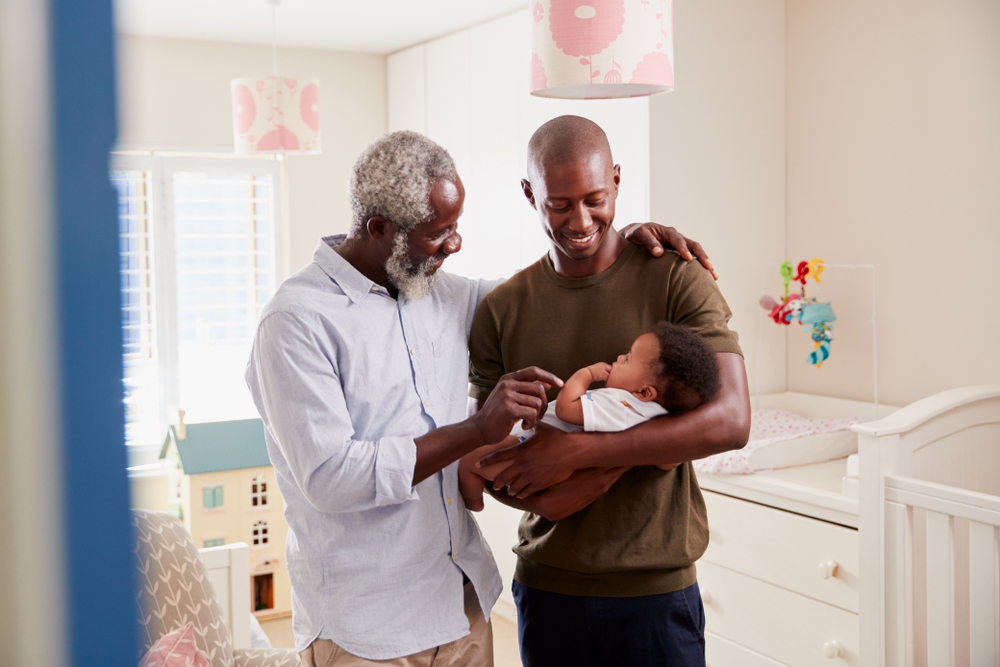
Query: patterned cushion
232 648 300 667
139 622 210 667
133 510 234 667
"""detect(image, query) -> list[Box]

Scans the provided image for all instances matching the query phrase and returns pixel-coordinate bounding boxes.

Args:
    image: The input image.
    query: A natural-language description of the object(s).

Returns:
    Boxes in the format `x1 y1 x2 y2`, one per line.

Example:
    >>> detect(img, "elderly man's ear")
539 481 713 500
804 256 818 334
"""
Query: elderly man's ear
366 216 390 240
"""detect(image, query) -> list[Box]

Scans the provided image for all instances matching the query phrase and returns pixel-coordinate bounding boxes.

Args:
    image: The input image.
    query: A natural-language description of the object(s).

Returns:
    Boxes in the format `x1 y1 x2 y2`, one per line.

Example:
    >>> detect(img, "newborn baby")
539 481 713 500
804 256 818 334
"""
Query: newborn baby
459 321 721 510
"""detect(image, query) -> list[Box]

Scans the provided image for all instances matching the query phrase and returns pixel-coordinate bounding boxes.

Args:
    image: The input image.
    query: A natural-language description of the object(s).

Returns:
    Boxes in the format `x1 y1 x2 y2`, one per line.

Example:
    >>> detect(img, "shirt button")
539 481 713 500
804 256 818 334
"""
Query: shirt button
447 497 452 505
410 348 416 355
424 400 430 407
451 553 457 562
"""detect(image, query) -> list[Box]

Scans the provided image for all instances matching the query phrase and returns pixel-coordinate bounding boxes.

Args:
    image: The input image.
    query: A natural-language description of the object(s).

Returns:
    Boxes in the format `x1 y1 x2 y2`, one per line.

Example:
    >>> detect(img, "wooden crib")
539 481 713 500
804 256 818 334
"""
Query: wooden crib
697 386 1000 667
856 386 1000 667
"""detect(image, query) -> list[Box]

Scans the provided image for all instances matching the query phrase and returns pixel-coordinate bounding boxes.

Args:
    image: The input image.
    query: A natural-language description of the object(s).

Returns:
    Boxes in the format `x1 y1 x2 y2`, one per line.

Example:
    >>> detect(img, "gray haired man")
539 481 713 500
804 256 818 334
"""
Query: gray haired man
246 131 711 665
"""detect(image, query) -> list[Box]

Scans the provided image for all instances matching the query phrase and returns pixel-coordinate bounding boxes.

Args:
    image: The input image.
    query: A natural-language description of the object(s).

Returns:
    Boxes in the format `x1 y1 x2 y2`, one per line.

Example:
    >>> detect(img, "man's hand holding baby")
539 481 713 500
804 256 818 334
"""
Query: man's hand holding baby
478 424 591 499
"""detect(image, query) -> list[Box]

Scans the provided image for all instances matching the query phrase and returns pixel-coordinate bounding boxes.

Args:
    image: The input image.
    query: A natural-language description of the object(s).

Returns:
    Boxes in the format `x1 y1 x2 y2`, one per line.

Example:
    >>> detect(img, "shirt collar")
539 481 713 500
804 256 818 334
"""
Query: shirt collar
313 235 390 304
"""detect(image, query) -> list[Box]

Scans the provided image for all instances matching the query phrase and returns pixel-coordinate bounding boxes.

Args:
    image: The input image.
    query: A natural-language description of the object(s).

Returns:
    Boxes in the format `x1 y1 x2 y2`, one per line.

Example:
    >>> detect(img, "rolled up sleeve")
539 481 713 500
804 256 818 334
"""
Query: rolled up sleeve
247 311 419 514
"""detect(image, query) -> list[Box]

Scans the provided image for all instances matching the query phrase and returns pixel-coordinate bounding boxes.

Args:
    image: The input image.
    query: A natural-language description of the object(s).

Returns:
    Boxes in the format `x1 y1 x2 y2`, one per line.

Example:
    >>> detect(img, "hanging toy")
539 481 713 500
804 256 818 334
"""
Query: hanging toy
760 258 836 367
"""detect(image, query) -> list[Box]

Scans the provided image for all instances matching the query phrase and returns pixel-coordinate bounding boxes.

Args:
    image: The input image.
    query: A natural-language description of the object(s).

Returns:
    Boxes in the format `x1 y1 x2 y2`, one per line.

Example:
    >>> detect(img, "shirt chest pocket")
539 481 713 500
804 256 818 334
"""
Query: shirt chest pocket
431 338 471 403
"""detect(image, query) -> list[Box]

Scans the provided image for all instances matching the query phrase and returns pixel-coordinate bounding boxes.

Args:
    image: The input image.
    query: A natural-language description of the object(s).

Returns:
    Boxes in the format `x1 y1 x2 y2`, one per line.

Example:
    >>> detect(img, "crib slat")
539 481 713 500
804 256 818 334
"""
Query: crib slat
969 521 999 667
885 500 914 666
925 510 955 667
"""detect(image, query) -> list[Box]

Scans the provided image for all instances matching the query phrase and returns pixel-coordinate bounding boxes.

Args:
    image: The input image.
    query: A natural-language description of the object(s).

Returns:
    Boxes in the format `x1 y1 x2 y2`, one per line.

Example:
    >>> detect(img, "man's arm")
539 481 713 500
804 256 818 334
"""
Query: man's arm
484 466 630 521
248 312 562 514
481 352 750 498
411 366 562 485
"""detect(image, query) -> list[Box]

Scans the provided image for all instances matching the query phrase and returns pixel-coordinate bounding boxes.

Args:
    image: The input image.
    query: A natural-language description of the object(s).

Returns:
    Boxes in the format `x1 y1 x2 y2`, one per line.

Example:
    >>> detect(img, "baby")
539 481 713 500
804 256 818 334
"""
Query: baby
459 321 721 510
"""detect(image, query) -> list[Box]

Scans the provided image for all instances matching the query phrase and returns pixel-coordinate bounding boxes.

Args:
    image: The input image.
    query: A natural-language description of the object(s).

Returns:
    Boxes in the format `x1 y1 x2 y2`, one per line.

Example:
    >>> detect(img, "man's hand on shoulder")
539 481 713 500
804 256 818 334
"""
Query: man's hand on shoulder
477 422 582 498
620 223 718 280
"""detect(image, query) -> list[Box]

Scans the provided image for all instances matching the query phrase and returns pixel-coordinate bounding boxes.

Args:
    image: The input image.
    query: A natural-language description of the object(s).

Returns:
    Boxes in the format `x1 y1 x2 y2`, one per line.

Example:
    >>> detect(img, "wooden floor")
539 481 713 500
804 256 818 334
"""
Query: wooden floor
259 613 523 666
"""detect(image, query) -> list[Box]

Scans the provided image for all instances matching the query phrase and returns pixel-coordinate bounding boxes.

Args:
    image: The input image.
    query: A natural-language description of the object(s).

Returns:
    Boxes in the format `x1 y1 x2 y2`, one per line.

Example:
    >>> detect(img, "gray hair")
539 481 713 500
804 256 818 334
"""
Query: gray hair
348 131 457 239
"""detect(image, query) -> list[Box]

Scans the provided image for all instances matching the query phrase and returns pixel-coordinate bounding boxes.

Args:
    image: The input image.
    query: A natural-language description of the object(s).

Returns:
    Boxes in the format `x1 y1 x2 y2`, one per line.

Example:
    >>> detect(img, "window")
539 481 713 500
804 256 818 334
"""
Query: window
203 537 225 548
111 153 284 465
252 519 269 546
111 170 159 446
251 474 268 507
202 484 224 509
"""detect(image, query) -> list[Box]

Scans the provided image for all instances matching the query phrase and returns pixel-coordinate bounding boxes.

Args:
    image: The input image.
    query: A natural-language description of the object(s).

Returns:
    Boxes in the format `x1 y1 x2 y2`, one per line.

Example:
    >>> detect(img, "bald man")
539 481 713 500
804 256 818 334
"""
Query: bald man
468 116 751 667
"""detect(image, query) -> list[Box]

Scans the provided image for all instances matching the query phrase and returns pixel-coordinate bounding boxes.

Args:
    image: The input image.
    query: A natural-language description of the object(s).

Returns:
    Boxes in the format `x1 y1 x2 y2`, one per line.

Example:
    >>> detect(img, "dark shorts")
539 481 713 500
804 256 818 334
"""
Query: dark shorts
512 579 706 667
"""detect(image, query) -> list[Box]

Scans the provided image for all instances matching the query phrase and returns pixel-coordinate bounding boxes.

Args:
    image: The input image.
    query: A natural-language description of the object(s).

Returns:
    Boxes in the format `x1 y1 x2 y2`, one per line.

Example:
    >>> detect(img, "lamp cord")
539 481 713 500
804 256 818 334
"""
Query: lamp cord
271 4 278 78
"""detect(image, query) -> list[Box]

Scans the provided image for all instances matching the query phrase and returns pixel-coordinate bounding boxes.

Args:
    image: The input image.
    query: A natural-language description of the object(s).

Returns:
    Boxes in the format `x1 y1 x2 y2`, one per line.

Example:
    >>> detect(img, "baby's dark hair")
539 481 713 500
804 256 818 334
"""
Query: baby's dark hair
649 321 721 413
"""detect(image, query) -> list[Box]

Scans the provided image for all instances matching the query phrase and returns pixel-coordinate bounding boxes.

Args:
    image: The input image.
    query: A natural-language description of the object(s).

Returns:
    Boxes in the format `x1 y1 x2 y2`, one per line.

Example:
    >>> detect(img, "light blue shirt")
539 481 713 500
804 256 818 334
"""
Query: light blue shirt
245 237 503 659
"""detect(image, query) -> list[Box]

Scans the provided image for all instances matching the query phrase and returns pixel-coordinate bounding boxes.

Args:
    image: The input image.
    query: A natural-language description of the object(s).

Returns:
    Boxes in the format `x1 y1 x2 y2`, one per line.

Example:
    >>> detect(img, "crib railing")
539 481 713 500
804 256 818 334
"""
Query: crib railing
883 475 1000 667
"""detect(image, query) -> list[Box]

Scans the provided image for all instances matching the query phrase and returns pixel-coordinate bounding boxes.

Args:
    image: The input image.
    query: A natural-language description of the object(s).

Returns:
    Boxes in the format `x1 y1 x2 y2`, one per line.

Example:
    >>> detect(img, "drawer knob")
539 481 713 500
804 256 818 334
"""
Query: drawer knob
822 640 845 659
818 560 839 579
700 589 712 604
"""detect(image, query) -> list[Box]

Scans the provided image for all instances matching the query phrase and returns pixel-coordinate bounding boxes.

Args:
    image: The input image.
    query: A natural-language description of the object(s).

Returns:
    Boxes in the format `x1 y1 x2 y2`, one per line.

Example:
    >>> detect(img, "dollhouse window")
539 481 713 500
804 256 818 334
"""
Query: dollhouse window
203 537 225 548
203 485 223 509
252 519 269 546
251 474 268 507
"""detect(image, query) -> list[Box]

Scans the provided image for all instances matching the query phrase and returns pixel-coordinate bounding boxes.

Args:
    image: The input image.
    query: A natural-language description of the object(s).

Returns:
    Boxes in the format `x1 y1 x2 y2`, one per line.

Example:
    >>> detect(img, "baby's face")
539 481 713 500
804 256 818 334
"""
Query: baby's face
607 332 660 396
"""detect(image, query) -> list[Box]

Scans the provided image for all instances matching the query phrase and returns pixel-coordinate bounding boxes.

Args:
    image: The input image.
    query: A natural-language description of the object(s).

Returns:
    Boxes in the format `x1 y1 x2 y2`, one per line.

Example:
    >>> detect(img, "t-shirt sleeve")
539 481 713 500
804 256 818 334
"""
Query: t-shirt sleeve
468 294 506 402
668 260 743 356
581 390 645 432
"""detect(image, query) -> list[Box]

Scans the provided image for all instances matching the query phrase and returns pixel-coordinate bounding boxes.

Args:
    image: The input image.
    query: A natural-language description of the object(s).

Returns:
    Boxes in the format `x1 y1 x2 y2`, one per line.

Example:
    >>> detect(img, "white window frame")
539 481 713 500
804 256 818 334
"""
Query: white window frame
250 473 269 510
252 519 269 548
111 152 285 465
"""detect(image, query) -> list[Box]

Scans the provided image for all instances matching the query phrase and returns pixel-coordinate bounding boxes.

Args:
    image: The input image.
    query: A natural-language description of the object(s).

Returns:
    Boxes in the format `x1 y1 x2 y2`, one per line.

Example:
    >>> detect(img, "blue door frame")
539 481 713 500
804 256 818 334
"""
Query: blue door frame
51 0 137 664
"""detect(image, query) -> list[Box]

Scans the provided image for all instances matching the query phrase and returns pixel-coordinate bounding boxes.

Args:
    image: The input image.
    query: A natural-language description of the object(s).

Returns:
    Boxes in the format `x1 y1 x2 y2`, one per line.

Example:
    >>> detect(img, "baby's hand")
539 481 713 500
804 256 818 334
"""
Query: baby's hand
588 362 612 383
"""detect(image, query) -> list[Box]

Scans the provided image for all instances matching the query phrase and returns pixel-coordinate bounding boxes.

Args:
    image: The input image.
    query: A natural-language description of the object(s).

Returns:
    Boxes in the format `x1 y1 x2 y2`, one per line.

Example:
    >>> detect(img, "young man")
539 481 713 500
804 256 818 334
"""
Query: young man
468 116 752 667
245 130 714 666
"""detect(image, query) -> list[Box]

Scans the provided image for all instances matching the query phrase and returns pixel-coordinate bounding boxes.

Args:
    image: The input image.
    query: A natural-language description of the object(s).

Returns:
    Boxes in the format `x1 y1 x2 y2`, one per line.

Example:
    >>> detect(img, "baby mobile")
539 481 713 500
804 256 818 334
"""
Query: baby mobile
760 259 837 367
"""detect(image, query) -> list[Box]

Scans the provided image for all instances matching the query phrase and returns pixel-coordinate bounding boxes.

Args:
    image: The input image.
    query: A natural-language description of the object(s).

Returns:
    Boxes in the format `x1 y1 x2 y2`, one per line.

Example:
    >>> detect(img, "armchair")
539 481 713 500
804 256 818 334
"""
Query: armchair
133 510 298 667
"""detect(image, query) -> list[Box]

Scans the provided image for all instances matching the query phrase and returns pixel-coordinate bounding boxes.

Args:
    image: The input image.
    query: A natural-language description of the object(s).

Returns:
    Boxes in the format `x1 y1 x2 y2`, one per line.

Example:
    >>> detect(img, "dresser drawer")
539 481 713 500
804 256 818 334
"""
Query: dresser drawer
706 631 790 667
703 490 859 612
698 560 859 667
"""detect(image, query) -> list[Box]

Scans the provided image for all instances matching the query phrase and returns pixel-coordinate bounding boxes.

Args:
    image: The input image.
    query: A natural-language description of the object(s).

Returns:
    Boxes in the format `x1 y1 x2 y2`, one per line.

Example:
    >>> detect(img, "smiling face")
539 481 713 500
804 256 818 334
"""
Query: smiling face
384 176 464 298
607 332 661 400
522 149 625 279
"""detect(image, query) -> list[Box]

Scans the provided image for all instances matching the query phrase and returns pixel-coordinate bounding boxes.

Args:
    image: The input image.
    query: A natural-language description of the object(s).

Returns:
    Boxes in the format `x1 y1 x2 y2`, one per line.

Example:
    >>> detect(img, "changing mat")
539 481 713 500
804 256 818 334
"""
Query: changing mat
694 408 860 475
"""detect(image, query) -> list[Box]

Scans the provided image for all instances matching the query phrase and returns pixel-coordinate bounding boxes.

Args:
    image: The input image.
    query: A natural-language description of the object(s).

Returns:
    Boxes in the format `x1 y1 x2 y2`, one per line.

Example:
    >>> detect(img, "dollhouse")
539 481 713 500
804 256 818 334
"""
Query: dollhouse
160 418 291 620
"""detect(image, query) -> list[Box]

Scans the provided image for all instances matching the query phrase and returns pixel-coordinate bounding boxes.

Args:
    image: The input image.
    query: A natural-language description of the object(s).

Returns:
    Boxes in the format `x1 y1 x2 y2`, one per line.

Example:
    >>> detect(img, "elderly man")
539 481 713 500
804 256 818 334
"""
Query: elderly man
246 130 711 666
469 116 751 667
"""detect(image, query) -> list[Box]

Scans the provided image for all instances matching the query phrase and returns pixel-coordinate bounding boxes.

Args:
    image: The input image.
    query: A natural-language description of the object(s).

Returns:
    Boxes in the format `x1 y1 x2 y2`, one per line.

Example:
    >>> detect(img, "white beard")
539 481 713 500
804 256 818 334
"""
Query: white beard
384 231 440 300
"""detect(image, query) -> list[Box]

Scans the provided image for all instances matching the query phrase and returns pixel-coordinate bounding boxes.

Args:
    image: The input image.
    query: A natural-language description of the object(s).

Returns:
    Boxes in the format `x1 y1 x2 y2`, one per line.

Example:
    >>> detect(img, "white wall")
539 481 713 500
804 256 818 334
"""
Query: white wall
0 1 67 664
388 9 651 284
116 35 387 275
649 0 788 397
787 0 1000 406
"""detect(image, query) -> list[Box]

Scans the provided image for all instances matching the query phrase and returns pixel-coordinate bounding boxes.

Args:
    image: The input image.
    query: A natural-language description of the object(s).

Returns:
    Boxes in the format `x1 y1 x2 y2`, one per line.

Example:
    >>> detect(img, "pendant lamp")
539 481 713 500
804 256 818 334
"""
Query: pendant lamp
231 0 321 154
530 0 674 99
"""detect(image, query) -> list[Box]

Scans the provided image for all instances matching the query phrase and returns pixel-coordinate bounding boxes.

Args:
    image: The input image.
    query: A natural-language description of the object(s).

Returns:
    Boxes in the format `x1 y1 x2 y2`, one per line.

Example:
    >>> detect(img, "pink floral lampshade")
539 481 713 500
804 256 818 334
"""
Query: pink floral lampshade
231 76 321 155
530 0 674 99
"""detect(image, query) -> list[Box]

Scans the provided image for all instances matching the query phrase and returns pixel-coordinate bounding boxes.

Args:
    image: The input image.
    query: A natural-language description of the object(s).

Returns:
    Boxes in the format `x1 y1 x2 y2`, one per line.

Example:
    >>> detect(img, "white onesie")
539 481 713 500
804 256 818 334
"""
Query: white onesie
509 387 668 442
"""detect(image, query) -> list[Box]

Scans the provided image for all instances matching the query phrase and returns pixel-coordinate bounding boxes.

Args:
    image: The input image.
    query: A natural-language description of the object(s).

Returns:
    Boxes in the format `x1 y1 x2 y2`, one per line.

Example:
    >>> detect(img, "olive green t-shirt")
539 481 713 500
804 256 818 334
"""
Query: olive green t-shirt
468 243 742 597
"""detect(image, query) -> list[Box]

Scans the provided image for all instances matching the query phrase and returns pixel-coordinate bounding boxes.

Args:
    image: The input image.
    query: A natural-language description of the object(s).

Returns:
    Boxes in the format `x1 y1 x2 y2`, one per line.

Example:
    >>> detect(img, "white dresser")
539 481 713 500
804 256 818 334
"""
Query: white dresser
698 459 861 667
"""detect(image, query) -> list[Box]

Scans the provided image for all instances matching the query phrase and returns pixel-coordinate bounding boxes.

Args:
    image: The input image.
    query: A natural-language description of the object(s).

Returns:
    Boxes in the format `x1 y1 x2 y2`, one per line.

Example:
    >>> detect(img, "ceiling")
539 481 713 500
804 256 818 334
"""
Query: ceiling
114 0 530 55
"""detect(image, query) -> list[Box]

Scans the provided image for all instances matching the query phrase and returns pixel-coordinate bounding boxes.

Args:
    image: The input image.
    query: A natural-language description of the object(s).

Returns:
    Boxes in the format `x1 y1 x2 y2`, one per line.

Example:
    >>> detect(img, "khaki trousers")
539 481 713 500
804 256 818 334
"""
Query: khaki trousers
299 583 494 667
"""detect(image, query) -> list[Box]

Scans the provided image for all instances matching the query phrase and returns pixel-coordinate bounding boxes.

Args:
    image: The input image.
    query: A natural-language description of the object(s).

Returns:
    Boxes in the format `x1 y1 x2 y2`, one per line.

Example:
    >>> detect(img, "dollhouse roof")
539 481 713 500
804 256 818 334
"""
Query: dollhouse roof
160 418 271 475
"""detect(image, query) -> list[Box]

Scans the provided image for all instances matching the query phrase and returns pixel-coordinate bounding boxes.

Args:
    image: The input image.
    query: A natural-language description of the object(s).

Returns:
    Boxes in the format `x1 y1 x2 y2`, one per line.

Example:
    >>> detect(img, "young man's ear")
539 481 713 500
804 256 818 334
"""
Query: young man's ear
521 179 537 210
